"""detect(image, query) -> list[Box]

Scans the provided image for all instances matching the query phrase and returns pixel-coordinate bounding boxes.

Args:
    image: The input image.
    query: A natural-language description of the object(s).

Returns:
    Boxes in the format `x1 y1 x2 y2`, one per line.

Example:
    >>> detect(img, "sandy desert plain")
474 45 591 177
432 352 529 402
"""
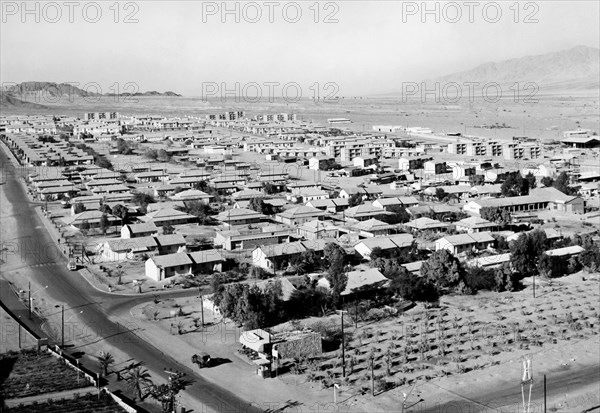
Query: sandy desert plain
1 91 599 413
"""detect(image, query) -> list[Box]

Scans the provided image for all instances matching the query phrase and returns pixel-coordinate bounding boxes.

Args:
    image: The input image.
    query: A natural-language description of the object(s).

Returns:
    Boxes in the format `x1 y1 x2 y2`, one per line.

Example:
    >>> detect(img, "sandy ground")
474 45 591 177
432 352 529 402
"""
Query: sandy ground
0 306 39 353
127 273 600 413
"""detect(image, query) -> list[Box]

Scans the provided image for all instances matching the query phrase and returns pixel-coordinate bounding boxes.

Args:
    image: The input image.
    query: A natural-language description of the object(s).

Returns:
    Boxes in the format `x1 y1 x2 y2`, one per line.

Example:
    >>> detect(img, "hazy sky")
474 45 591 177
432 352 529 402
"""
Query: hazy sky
1 1 598 96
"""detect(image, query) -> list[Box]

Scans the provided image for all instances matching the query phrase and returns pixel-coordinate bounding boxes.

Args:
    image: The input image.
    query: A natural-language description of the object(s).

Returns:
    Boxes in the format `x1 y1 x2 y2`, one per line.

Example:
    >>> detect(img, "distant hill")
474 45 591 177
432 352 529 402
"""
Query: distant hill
423 45 599 93
1 82 182 108
2 81 101 98
103 90 182 97
0 91 48 109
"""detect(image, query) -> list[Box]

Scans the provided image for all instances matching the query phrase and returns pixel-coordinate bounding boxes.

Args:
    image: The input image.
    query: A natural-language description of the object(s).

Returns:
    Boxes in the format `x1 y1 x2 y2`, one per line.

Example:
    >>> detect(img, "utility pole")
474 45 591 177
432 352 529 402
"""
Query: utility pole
370 357 375 396
200 294 205 328
341 311 345 378
533 273 536 298
61 305 65 348
544 374 547 413
28 281 31 319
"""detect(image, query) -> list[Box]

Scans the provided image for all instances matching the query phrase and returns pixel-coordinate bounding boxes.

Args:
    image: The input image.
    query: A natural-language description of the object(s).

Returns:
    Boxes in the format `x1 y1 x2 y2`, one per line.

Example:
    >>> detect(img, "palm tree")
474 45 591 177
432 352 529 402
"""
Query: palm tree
125 366 153 401
96 351 115 376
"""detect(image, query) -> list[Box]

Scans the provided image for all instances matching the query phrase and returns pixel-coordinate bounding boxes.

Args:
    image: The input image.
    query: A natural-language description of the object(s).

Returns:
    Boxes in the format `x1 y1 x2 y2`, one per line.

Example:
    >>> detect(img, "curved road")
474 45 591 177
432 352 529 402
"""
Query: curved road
0 147 261 413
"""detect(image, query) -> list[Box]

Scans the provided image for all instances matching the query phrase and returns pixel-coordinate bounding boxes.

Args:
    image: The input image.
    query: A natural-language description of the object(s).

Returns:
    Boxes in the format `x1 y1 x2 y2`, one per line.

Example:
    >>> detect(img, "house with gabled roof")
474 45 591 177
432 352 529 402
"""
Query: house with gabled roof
435 232 495 256
344 204 392 222
317 267 388 296
372 196 419 211
252 239 336 271
455 216 499 233
216 208 267 227
306 198 349 213
155 234 187 254
100 236 159 262
63 210 120 230
121 222 159 238
275 206 329 226
171 189 212 204
404 217 451 233
188 249 224 273
297 220 339 240
351 218 394 237
354 233 414 260
139 207 197 227
145 252 194 281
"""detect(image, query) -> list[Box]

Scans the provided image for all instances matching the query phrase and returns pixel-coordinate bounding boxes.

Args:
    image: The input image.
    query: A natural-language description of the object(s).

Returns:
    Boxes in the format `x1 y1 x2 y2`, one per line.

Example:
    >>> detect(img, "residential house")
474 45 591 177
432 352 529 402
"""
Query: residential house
297 220 339 240
404 217 450 233
275 206 328 226
145 252 194 282
216 208 267 227
317 268 388 296
351 218 394 237
139 207 196 227
435 232 495 256
344 204 392 222
121 222 159 238
155 234 187 254
306 198 349 213
354 233 414 260
189 249 224 273
372 196 419 211
455 217 499 233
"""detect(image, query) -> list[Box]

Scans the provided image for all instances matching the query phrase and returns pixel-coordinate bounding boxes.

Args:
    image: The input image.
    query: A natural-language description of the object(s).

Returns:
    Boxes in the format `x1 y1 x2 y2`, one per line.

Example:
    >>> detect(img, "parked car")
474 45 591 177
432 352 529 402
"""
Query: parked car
191 352 211 368
67 260 77 271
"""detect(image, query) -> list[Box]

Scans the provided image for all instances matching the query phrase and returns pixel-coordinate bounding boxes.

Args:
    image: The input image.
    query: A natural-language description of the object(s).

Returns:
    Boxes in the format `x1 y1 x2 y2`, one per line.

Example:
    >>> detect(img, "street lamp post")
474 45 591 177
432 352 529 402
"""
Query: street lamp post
27 283 48 319
337 310 347 378
61 305 84 348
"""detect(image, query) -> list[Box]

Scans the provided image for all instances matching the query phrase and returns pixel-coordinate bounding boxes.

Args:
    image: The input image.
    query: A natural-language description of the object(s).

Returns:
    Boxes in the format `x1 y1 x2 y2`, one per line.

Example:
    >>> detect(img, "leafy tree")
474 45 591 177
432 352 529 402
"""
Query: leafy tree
480 206 512 226
157 149 171 162
125 366 153 401
214 282 285 328
388 267 438 302
525 172 537 190
493 262 518 292
248 198 273 215
192 180 209 191
348 192 363 208
435 188 448 202
132 192 156 206
420 250 464 292
509 229 548 278
249 265 270 279
99 213 110 235
501 172 529 197
324 243 348 302
96 351 114 376
116 138 134 155
99 204 112 214
181 200 213 224
463 266 496 291
73 202 86 214
541 176 554 187
148 372 187 413
262 182 278 195
162 224 175 235
80 219 91 236
385 204 411 224
287 287 331 318
552 172 577 195
112 204 129 222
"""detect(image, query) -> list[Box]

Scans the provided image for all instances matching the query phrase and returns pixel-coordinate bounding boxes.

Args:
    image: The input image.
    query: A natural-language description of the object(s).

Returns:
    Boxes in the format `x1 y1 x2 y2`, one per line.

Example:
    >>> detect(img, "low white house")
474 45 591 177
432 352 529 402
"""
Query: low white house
145 252 193 282
435 232 495 256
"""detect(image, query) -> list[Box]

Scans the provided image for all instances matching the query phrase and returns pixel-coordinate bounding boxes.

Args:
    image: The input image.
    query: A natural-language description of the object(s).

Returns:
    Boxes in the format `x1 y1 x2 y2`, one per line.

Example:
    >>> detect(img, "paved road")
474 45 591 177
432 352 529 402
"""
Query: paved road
0 147 261 413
